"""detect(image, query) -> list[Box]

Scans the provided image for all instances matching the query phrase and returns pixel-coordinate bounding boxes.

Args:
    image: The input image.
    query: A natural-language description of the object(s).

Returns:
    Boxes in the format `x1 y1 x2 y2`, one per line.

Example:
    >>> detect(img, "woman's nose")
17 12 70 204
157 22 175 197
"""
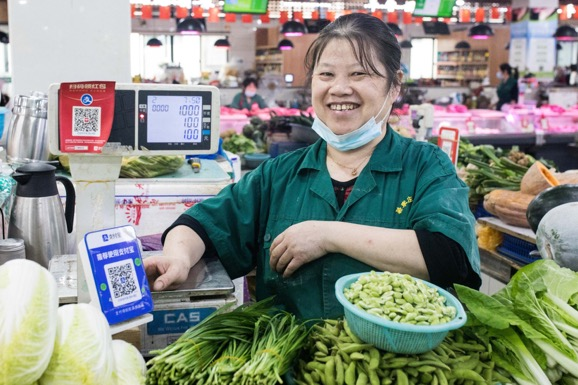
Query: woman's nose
329 76 353 95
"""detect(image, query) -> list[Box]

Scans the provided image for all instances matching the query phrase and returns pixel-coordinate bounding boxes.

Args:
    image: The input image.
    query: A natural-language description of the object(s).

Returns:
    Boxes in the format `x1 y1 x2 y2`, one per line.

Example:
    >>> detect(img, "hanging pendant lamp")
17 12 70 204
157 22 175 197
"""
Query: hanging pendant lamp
386 23 403 37
146 37 163 47
468 23 494 39
177 17 205 34
277 39 294 51
281 20 307 36
554 25 578 41
214 37 231 49
455 40 471 50
399 40 413 49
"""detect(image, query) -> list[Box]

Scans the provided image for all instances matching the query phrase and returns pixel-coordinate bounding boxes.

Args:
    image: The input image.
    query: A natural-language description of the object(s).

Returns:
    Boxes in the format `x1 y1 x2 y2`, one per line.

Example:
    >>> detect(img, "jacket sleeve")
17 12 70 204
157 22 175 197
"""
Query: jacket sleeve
408 144 481 277
181 167 270 279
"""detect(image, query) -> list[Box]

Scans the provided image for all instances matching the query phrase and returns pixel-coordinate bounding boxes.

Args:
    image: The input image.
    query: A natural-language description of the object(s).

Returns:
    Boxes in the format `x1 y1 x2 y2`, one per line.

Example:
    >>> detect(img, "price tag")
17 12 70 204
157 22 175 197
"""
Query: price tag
79 225 153 325
437 126 460 166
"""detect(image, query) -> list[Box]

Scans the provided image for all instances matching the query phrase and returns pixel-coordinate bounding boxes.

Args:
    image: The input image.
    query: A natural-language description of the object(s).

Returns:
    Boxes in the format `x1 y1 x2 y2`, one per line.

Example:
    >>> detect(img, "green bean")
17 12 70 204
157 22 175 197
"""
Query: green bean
448 369 486 382
395 369 409 385
325 357 336 385
345 361 356 385
368 348 380 370
334 354 345 385
356 372 369 385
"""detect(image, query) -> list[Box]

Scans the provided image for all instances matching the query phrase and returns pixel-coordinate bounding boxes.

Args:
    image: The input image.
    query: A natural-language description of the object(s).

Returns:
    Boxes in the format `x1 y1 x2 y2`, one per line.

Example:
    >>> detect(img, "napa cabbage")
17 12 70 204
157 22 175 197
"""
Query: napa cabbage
39 303 115 385
0 259 58 385
111 340 146 385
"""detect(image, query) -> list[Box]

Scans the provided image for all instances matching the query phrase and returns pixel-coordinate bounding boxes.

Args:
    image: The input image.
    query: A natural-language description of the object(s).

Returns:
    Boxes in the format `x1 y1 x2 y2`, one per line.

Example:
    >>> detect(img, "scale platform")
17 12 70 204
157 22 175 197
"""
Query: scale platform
50 252 235 305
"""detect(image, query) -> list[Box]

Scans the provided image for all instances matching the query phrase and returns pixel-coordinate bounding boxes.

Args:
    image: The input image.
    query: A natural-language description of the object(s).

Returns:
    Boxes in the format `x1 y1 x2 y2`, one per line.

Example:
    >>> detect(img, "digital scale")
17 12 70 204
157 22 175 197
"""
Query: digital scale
47 83 237 338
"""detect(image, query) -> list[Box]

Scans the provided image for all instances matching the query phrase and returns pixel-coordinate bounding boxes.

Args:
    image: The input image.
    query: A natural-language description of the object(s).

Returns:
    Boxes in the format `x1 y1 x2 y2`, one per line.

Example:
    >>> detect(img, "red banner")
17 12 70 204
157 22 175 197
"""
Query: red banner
260 12 270 23
141 5 152 19
225 13 237 23
402 11 412 24
387 11 398 23
158 6 171 19
475 7 485 22
242 14 253 23
208 7 219 22
175 6 189 19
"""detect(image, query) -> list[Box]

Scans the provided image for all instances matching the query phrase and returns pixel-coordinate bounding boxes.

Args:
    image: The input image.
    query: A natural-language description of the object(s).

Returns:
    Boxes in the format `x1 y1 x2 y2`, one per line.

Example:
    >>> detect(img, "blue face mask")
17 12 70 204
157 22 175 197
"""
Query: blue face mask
311 95 391 151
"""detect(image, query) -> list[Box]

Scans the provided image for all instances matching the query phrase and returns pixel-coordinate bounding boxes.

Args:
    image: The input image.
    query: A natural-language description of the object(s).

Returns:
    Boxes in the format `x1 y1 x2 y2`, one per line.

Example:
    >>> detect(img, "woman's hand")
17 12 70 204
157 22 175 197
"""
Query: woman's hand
143 225 206 291
144 253 193 291
269 221 330 277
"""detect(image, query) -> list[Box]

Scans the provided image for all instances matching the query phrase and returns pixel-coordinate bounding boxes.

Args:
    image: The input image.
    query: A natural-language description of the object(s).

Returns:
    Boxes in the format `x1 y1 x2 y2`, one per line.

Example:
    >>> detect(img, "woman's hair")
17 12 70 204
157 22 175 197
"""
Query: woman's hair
242 77 258 89
499 63 519 80
304 13 401 92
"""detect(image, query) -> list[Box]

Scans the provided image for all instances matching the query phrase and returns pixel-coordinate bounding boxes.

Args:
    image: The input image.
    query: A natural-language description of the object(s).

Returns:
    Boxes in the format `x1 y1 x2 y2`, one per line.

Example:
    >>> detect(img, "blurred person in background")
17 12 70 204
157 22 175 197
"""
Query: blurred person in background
496 63 519 110
229 77 268 110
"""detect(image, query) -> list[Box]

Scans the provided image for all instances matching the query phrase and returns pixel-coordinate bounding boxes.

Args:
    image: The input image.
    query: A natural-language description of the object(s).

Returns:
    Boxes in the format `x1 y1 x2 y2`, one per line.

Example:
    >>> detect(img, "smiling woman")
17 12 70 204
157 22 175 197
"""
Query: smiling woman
145 13 481 321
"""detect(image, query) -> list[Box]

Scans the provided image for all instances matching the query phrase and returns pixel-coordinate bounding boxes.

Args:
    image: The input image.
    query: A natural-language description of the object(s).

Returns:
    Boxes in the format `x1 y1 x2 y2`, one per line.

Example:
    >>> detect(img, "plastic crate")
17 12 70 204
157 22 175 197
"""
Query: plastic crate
335 273 466 354
496 233 540 265
473 200 494 219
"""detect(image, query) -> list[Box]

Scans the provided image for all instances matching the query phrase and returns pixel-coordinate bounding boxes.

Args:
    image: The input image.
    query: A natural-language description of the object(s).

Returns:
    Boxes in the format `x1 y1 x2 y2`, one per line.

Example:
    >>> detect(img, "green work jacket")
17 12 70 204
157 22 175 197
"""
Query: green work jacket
185 128 480 319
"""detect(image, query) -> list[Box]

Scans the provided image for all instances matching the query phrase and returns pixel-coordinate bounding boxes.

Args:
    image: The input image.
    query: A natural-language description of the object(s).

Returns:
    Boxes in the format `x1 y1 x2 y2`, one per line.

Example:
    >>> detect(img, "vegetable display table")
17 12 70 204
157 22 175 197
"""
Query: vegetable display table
477 217 537 289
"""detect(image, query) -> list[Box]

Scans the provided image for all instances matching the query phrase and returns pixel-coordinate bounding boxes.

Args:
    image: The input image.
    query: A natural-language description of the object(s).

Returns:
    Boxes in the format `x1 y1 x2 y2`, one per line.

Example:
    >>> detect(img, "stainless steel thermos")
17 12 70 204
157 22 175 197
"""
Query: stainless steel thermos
5 91 50 164
8 163 75 268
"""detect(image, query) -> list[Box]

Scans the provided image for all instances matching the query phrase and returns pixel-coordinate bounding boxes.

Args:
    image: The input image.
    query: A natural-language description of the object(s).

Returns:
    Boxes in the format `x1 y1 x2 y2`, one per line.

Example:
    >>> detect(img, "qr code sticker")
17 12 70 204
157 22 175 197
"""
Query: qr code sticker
73 106 101 137
104 259 142 307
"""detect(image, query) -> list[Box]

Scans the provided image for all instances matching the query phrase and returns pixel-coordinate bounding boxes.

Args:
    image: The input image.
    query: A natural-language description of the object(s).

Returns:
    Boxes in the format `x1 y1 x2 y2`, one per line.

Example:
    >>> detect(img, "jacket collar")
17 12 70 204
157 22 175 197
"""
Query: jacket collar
298 125 404 174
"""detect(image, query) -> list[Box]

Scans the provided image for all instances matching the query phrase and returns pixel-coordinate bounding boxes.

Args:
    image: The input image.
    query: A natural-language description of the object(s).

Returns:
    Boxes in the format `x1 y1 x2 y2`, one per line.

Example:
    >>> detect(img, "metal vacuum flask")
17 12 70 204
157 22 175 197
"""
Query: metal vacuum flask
8 163 75 268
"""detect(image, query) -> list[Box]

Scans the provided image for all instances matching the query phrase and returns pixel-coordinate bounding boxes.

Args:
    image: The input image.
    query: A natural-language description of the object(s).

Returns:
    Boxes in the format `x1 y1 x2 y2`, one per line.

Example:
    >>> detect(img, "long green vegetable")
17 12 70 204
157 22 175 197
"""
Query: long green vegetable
145 298 311 385
145 299 274 385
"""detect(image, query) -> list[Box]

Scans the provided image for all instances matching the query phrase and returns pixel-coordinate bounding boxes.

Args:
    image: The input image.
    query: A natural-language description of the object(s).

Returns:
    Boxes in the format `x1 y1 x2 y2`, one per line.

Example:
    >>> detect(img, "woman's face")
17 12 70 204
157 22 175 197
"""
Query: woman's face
311 39 393 136
245 83 257 93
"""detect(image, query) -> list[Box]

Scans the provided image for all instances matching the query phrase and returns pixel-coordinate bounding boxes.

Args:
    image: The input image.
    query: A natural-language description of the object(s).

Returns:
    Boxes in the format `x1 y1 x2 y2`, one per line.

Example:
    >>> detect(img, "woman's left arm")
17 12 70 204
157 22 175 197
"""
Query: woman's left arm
269 221 427 279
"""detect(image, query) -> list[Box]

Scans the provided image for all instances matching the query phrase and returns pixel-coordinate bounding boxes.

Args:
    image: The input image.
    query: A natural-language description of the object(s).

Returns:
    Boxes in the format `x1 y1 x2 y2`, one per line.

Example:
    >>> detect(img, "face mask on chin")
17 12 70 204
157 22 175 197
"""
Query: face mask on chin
311 94 392 151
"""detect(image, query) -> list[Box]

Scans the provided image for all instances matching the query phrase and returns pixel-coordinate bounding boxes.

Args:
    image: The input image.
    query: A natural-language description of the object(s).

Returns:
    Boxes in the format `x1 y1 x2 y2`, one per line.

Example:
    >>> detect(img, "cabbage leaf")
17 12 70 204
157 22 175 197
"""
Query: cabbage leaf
0 260 58 385
39 303 115 385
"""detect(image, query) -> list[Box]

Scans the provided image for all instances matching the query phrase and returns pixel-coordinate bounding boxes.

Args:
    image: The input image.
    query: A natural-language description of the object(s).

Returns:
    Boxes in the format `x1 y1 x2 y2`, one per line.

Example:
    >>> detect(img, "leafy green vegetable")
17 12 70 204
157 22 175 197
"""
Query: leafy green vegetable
40 303 115 385
456 260 578 382
0 260 58 385
112 340 146 385
222 133 258 154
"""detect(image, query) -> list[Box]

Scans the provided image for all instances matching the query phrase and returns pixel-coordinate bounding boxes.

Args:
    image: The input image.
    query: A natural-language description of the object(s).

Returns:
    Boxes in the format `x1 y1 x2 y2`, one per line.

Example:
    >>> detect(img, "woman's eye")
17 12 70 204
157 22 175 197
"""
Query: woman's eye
318 72 333 78
352 72 367 77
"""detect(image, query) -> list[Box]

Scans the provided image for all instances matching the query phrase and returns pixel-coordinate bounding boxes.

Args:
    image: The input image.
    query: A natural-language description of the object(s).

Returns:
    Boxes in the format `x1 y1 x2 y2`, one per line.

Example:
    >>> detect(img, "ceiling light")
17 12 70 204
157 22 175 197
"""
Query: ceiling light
281 20 307 37
455 40 471 49
399 40 413 48
468 23 494 39
214 37 231 49
386 22 403 37
554 25 578 41
146 37 163 47
177 17 205 34
277 39 294 51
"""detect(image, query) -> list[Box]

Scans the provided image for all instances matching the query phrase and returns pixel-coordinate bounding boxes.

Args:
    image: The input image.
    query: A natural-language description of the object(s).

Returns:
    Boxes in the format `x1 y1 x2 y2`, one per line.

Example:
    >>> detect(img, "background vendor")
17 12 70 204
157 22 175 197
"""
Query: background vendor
496 63 519 111
229 77 268 110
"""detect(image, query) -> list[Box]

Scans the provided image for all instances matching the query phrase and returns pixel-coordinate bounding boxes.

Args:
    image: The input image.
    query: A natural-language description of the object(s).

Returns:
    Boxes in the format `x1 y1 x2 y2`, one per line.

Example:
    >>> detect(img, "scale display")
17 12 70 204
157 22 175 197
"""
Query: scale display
48 83 220 156
146 95 203 144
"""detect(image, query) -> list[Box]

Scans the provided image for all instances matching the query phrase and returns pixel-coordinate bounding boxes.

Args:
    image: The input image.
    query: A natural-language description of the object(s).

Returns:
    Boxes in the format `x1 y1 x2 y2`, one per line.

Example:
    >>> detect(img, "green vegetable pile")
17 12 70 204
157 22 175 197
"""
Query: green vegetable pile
456 259 578 384
293 318 514 385
344 271 456 326
145 298 310 385
119 155 185 178
458 140 538 205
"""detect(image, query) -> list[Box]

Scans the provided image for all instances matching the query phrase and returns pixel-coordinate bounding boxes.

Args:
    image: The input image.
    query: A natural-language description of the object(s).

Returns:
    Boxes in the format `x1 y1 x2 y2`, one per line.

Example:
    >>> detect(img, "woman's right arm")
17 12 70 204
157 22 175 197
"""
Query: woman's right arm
144 225 206 291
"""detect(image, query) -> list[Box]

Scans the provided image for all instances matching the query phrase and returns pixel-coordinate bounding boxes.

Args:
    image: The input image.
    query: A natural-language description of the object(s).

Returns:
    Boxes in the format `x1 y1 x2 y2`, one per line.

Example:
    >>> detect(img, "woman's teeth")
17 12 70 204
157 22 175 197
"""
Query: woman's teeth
330 104 357 111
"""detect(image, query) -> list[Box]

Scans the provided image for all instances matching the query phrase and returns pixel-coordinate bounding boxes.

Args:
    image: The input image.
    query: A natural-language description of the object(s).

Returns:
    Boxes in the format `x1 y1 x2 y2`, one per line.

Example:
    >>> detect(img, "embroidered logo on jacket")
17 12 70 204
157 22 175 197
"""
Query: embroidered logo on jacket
395 196 413 214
